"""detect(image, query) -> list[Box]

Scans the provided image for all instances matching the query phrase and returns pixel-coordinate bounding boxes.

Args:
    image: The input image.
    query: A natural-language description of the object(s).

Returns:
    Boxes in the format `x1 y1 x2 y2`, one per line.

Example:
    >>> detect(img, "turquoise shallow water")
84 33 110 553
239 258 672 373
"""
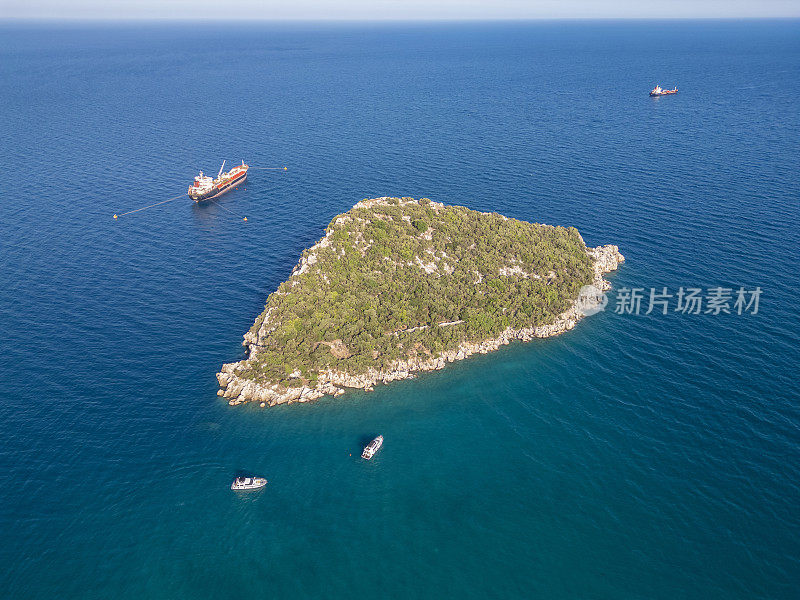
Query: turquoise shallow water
1 20 799 599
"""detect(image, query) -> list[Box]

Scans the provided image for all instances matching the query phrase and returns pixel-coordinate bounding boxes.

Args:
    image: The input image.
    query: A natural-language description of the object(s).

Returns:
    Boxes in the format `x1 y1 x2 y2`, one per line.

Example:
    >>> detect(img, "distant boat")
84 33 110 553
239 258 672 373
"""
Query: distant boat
361 436 383 460
650 85 677 97
231 476 267 490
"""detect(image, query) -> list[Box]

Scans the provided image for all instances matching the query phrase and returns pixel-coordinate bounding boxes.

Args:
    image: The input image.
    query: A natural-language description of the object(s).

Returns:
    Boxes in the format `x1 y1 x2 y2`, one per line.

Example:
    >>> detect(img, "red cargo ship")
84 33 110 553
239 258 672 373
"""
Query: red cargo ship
188 160 248 202
649 85 678 97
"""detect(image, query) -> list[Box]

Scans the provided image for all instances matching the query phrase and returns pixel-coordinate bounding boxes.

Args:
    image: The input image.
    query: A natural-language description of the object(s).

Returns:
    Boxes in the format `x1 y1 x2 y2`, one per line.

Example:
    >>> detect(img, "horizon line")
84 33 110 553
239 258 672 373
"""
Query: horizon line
2 16 799 23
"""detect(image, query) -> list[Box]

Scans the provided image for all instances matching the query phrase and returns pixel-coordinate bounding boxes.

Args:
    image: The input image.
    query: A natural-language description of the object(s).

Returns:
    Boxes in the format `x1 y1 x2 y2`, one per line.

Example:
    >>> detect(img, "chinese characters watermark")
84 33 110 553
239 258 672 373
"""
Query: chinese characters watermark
577 286 761 317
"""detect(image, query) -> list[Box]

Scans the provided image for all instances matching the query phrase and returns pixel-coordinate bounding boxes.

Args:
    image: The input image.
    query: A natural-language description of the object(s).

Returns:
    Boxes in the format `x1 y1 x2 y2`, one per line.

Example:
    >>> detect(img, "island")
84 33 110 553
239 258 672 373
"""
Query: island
217 197 624 407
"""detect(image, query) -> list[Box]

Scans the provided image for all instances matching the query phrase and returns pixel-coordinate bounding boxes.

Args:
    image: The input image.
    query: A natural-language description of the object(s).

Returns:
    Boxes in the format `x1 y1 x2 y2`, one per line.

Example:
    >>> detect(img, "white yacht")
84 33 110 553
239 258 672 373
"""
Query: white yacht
361 436 383 460
231 476 267 491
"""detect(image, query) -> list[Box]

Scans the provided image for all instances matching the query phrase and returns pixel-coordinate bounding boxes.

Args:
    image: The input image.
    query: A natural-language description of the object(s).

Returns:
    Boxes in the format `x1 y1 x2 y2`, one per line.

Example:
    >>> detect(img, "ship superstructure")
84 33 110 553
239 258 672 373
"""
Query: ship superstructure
188 160 249 202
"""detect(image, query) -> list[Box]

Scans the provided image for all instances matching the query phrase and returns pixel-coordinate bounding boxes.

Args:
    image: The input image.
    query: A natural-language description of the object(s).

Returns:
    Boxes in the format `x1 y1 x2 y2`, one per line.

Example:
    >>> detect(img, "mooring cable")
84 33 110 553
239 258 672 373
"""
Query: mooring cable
209 198 248 222
113 194 184 219
112 165 284 219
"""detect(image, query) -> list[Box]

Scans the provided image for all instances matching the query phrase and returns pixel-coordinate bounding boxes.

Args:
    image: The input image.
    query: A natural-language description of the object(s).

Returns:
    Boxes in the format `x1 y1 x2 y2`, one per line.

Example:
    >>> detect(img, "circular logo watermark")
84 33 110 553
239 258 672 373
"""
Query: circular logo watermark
576 284 608 316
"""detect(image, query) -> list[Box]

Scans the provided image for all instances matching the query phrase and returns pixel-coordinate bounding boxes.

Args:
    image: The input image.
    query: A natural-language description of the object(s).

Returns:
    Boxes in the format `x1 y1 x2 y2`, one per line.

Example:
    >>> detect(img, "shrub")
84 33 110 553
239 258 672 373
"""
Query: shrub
239 198 594 385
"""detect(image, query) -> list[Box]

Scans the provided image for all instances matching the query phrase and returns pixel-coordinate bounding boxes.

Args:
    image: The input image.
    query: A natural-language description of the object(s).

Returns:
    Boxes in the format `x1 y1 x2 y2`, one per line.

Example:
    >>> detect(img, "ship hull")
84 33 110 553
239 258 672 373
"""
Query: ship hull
191 172 247 203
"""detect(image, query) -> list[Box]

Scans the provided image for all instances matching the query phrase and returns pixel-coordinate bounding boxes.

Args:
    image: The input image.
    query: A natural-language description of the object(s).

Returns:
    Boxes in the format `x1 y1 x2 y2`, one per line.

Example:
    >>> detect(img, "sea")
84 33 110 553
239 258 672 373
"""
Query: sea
1 20 798 599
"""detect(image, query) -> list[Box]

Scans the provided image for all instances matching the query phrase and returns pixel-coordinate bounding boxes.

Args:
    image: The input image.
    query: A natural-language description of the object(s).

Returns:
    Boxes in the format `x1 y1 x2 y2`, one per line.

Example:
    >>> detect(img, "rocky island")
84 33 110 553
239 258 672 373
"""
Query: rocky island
218 197 624 407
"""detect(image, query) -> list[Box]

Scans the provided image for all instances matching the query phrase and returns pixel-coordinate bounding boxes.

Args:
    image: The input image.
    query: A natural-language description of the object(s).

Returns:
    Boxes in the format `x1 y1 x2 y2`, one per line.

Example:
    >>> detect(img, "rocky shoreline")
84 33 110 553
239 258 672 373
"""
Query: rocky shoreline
217 236 624 408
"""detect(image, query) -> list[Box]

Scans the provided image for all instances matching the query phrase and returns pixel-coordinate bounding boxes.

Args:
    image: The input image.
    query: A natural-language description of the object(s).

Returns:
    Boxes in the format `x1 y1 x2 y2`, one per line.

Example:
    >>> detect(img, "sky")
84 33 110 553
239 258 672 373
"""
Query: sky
1 0 798 20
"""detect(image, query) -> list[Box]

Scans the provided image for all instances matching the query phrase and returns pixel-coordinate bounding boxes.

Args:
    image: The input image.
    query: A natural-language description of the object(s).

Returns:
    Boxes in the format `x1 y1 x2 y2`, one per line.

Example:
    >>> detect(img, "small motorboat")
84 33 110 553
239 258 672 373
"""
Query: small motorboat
649 85 677 97
231 476 267 491
361 435 383 460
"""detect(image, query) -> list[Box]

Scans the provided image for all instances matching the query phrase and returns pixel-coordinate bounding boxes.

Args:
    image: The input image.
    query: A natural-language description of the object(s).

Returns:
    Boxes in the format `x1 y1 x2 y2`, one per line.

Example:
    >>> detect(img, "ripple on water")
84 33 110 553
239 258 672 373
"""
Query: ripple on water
1 20 799 600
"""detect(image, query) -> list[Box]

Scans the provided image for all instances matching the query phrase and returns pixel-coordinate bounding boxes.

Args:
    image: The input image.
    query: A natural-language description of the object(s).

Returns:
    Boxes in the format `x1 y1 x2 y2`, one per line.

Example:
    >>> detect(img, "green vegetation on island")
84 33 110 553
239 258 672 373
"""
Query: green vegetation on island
236 197 595 389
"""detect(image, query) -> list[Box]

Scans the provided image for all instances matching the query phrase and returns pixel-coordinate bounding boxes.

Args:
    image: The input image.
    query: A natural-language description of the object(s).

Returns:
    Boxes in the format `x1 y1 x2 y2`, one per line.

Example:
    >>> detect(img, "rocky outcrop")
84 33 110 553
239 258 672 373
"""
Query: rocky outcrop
216 240 624 408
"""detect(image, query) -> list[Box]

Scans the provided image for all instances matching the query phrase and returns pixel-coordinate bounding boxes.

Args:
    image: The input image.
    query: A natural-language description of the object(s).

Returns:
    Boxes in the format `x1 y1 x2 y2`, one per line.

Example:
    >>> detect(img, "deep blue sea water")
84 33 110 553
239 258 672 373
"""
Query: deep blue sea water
1 20 799 599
